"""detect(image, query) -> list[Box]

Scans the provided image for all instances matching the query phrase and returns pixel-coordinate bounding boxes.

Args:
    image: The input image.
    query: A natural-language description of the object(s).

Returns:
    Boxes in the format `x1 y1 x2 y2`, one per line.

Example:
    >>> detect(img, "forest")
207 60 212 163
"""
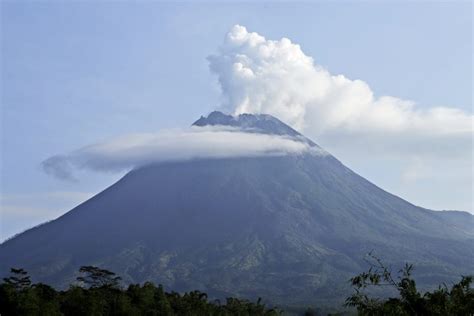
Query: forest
0 255 473 316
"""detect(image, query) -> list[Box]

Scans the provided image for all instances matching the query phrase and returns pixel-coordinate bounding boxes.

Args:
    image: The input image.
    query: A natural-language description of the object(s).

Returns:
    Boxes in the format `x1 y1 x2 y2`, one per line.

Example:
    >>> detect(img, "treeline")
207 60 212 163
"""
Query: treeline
0 256 473 316
0 266 281 316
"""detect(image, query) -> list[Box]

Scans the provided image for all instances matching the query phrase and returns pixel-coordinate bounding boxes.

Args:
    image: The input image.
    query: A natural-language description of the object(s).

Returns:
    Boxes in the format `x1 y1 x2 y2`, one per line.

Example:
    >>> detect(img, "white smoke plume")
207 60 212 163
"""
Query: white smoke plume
208 25 473 158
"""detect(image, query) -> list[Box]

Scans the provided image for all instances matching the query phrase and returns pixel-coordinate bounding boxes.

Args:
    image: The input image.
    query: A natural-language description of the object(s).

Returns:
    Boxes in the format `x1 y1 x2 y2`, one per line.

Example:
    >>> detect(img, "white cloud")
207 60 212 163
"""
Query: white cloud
208 25 473 159
42 126 318 180
39 25 471 211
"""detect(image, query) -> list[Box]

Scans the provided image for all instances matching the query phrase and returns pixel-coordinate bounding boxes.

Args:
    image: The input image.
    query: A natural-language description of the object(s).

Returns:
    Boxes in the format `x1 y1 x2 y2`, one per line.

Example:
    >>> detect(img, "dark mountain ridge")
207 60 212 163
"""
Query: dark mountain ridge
193 111 302 137
1 112 472 305
193 111 317 146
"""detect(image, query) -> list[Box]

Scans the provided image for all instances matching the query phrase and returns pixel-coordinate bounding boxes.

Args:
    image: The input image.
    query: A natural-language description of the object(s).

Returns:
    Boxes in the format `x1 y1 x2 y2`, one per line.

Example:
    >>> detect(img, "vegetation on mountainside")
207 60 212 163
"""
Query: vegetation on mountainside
345 253 474 316
0 257 472 315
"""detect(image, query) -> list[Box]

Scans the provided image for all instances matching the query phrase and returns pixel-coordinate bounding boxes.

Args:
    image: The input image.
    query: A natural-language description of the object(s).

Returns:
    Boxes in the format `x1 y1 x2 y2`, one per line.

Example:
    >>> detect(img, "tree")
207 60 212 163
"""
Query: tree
1 265 282 315
0 269 62 315
3 268 31 291
345 252 474 315
76 265 122 289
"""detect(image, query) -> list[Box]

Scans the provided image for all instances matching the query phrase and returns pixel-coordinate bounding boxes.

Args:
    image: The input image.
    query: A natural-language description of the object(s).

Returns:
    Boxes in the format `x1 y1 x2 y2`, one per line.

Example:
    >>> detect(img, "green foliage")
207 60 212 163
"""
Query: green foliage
0 266 281 316
345 252 474 316
76 265 122 289
1 261 472 315
3 268 31 290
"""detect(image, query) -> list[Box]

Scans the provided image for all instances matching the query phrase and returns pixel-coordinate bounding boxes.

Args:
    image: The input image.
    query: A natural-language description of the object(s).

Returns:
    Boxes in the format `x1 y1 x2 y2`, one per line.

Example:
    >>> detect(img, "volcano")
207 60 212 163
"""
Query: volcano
1 111 472 304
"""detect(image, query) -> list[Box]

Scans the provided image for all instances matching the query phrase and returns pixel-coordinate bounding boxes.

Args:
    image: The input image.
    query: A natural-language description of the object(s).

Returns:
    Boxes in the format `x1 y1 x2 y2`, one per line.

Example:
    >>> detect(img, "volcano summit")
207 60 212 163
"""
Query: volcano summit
1 112 472 304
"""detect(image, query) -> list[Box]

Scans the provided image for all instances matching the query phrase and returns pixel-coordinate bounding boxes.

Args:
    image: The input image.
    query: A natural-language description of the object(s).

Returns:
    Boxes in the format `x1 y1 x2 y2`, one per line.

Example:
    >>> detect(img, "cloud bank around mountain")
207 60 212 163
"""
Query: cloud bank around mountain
208 25 473 159
42 127 316 181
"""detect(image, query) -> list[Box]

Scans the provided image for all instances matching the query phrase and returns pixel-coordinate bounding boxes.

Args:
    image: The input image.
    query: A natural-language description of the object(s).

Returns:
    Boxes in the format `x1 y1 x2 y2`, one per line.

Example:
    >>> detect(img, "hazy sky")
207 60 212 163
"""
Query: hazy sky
1 1 472 241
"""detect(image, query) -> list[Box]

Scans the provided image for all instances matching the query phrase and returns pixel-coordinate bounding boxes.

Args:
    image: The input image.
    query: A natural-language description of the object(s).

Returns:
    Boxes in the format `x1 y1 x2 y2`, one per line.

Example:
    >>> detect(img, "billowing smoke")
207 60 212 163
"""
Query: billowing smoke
43 24 472 197
42 127 318 181
208 25 473 158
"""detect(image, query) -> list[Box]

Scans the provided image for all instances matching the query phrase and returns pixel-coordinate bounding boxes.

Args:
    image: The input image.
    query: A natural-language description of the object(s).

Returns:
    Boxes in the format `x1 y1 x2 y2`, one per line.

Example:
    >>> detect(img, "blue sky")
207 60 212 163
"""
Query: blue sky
1 1 472 241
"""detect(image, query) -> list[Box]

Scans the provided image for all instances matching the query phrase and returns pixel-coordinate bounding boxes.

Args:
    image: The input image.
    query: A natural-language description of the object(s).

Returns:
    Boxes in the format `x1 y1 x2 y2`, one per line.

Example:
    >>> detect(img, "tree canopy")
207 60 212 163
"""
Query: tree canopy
345 252 474 316
0 260 472 315
0 267 281 316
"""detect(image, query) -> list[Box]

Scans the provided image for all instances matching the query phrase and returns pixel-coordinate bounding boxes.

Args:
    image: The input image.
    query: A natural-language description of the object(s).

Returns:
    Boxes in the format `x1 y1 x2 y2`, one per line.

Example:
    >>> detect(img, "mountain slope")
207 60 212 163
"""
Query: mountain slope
1 112 472 304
